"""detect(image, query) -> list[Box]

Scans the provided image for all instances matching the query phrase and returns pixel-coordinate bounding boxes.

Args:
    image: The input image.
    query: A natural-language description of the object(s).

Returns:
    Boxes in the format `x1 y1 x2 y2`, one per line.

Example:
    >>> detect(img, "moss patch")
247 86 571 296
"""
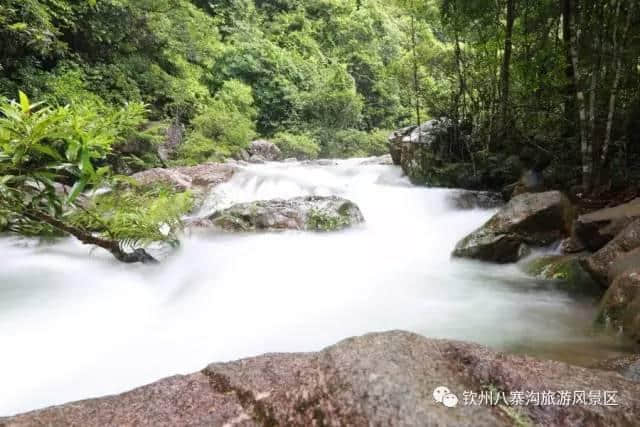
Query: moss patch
523 255 602 296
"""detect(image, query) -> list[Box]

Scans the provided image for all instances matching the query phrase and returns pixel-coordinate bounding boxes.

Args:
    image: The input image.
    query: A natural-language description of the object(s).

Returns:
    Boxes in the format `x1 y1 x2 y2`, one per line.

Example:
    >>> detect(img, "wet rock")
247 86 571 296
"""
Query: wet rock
4 331 640 427
248 139 282 161
131 163 236 191
598 269 640 343
452 191 574 263
512 169 545 197
358 154 393 166
447 190 504 210
523 254 601 295
209 196 364 232
575 198 640 251
625 361 640 382
582 219 640 286
248 154 266 164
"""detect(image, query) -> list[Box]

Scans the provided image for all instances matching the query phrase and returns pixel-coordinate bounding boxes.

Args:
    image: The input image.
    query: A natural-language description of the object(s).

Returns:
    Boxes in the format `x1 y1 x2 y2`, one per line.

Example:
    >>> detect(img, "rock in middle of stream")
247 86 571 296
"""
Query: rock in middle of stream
209 195 365 232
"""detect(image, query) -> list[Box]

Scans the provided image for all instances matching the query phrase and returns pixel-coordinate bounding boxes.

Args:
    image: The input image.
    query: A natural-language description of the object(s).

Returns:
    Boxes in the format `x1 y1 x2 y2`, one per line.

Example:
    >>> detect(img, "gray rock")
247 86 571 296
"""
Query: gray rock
447 190 504 210
575 198 640 251
597 268 640 343
452 191 574 263
582 219 640 286
624 361 640 382
4 331 640 427
210 196 364 232
131 163 236 191
358 154 394 166
248 139 282 161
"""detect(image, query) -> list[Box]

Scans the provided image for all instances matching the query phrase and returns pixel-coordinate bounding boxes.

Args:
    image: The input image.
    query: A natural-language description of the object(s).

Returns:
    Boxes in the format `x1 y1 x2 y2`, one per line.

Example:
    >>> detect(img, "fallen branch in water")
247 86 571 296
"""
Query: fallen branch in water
23 208 157 264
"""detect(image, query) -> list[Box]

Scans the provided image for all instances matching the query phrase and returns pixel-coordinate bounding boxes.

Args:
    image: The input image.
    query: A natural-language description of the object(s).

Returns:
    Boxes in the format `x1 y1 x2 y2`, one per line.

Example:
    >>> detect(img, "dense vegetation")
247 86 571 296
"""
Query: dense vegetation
1 0 639 260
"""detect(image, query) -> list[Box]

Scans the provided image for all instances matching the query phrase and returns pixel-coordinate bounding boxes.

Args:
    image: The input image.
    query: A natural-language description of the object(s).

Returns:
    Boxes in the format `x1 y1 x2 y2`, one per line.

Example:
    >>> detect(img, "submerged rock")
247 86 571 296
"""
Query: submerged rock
209 196 364 232
131 163 237 191
248 139 282 161
582 219 640 286
575 198 640 251
452 191 574 263
523 254 601 295
4 331 640 427
598 269 640 343
358 154 393 166
447 190 504 210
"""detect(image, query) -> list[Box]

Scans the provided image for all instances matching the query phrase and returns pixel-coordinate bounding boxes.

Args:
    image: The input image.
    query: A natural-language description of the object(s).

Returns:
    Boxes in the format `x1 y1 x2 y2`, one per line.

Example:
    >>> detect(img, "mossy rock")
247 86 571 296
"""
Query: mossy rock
596 269 640 342
210 196 365 232
523 255 602 296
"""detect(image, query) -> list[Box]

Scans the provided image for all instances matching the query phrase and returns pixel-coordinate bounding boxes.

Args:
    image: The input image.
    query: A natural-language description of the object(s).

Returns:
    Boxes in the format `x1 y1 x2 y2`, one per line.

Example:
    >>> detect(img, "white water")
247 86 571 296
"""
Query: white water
0 158 630 416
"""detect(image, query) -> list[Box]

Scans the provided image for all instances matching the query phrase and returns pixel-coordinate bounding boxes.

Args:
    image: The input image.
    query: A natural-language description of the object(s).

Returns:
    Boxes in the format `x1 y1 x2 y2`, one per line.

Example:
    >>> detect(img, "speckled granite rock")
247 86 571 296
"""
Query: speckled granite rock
3 331 640 427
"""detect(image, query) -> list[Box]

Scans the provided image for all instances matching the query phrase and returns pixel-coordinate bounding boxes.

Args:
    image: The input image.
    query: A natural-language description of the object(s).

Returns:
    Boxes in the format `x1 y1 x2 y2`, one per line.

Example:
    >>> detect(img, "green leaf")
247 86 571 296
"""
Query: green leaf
18 91 30 114
66 140 80 161
67 179 87 204
32 143 63 160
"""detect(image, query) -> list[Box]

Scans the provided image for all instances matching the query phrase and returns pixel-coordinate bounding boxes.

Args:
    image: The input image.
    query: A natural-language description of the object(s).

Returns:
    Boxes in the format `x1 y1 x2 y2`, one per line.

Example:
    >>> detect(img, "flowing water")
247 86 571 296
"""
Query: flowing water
0 158 634 416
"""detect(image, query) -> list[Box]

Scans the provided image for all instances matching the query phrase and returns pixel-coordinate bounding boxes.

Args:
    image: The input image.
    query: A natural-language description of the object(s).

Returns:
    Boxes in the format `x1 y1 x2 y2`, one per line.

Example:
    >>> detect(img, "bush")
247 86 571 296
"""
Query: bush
176 80 257 164
272 131 320 160
321 129 390 158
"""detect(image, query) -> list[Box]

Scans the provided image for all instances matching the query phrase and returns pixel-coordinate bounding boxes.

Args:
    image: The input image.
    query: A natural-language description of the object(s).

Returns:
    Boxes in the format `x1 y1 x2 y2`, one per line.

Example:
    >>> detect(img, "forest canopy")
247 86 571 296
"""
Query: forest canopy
1 0 639 260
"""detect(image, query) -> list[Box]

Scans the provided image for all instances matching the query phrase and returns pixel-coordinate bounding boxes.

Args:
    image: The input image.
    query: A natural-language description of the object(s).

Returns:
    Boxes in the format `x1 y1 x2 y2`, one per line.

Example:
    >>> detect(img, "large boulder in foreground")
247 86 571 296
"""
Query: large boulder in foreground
575 198 640 251
598 268 640 343
452 191 574 263
131 163 237 191
4 331 640 427
582 219 640 286
248 139 282 161
210 196 364 232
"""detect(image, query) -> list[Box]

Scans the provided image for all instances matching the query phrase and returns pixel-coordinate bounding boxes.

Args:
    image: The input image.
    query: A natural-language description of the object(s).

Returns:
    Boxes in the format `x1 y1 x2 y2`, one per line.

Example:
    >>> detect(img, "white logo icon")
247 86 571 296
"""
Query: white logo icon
433 386 459 408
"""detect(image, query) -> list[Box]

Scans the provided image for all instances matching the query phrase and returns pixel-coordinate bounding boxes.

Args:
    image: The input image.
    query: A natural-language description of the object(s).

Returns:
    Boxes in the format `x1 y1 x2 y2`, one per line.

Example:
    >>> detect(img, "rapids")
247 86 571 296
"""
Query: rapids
0 158 632 415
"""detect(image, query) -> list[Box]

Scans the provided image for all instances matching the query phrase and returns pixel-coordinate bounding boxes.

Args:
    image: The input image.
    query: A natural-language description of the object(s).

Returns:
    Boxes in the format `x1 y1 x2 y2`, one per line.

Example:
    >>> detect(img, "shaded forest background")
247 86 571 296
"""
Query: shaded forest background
0 0 639 259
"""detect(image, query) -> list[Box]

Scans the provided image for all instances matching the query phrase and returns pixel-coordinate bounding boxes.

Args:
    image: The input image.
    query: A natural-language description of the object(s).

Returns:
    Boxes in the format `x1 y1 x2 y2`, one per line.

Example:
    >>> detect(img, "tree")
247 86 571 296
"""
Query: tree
0 92 157 263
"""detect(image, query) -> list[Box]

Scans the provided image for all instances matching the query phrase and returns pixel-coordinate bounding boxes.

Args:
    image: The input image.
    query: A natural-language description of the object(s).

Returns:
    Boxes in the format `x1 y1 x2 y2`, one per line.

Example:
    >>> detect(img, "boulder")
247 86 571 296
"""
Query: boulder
131 163 236 191
248 139 282 161
4 331 640 427
582 219 640 286
575 198 640 251
522 254 600 295
590 355 640 382
452 191 574 263
210 196 364 232
447 190 504 210
598 269 640 343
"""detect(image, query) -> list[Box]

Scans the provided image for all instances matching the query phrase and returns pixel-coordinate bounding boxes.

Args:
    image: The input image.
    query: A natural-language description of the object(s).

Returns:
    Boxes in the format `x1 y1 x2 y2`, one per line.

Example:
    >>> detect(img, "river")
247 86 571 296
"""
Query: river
0 158 633 415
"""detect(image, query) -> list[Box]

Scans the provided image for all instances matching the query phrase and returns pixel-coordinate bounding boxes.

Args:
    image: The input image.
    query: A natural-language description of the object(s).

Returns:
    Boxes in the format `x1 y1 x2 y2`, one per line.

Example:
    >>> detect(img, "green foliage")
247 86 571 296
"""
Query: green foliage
178 80 257 164
321 128 390 158
0 91 145 235
70 184 194 246
272 131 320 160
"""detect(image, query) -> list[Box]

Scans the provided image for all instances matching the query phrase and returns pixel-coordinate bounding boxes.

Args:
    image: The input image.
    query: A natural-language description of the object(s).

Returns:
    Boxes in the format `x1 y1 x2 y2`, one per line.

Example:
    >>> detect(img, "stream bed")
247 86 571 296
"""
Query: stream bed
0 158 634 416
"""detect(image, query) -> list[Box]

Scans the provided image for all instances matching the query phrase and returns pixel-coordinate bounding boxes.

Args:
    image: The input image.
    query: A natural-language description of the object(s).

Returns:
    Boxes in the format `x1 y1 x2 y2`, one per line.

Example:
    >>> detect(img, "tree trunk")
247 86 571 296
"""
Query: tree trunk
600 0 633 171
562 0 577 135
567 0 592 192
410 12 422 140
499 0 516 141
23 209 157 264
